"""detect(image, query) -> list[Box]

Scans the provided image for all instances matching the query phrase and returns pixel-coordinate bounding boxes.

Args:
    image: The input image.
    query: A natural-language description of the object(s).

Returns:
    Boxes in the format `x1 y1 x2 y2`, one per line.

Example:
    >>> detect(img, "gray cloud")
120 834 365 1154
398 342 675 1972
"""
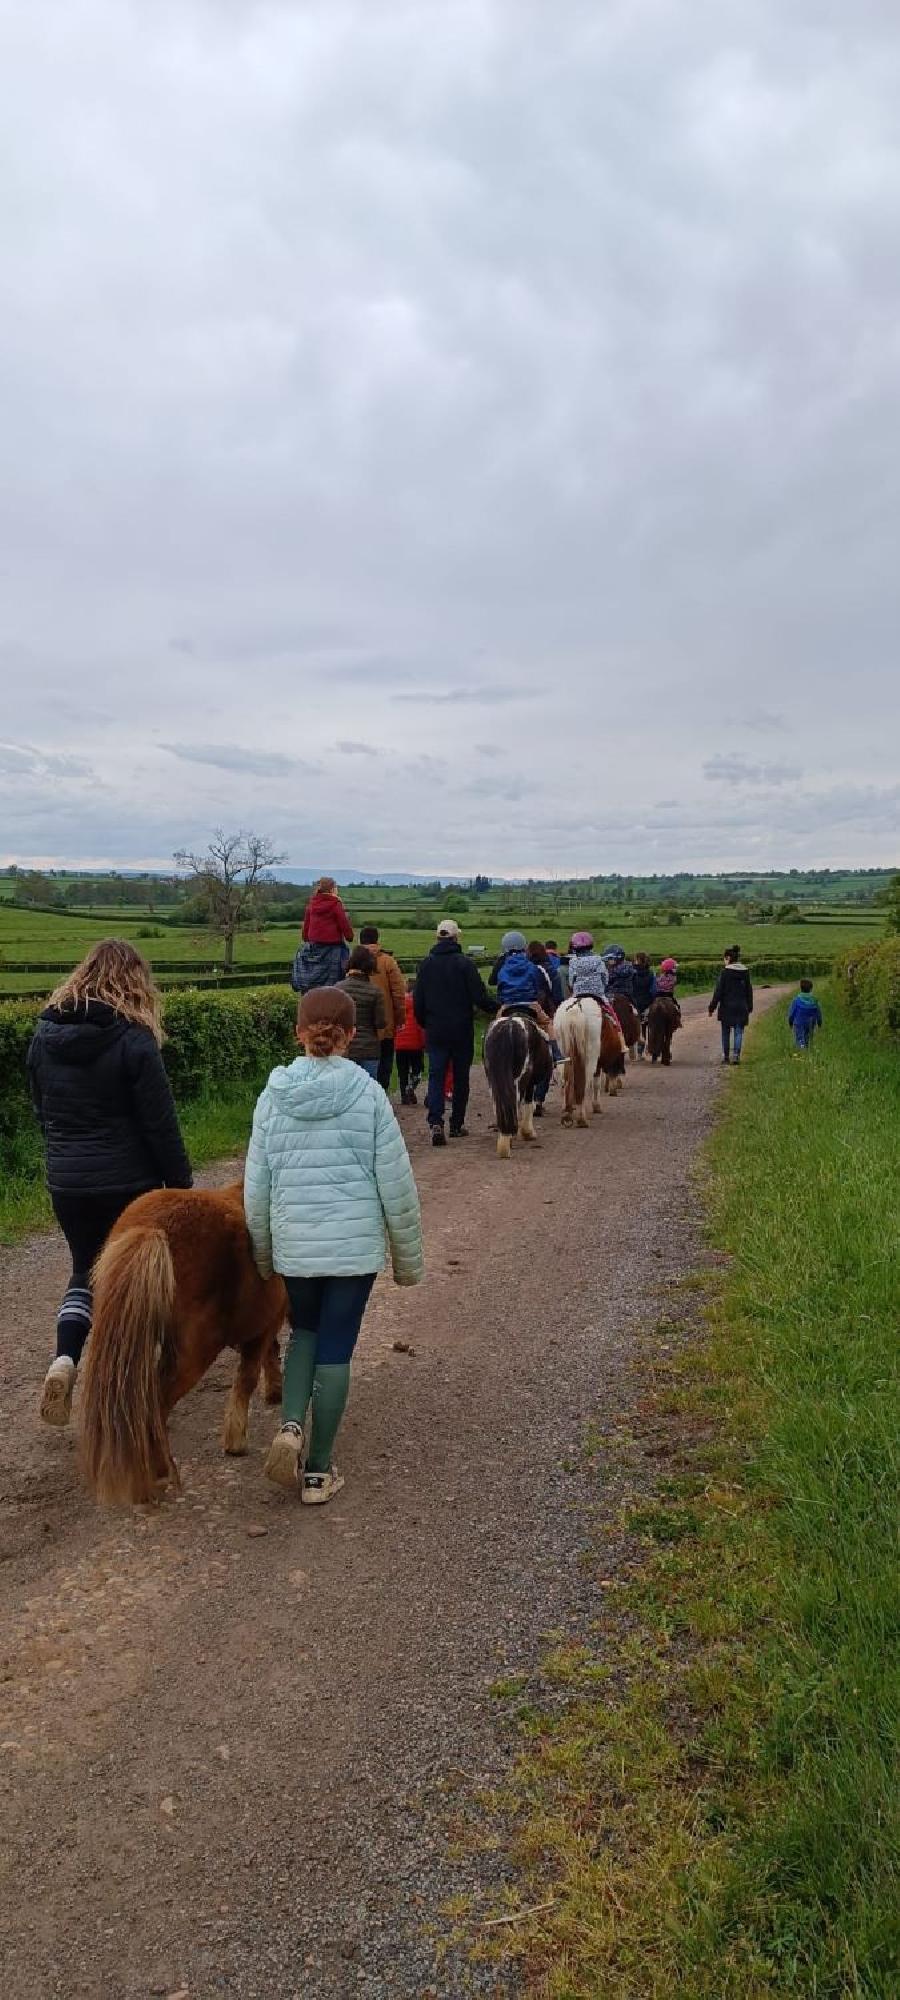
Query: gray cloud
1 2 898 873
703 754 803 787
0 740 94 782
392 686 538 707
162 742 320 778
336 740 379 756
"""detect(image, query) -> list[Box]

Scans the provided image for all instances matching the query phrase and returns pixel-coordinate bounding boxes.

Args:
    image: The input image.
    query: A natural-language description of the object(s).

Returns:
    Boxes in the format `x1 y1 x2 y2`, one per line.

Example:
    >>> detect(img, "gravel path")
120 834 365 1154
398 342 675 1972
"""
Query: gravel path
0 995 779 1998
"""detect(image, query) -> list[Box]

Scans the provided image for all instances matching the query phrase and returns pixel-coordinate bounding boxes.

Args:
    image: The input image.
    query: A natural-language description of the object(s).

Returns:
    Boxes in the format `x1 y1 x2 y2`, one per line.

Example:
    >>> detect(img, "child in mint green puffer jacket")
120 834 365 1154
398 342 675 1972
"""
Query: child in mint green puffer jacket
244 986 423 1506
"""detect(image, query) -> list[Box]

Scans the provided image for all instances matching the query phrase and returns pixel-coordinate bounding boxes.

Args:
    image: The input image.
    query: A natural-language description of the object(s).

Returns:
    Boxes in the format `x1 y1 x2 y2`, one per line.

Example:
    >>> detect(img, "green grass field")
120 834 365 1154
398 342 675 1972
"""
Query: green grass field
0 899 884 997
484 998 898 1996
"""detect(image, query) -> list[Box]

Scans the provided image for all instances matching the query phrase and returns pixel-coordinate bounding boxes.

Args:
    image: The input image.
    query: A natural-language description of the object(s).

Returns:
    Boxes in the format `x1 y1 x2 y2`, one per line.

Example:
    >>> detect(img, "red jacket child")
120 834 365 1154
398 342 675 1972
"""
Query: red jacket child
394 991 426 1054
301 879 354 946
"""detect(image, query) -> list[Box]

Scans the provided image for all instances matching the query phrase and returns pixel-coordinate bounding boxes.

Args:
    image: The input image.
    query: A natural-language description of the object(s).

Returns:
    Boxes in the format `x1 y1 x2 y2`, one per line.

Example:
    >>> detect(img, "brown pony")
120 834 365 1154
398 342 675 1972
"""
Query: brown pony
80 1184 286 1504
646 994 681 1066
610 993 640 1063
599 1005 628 1095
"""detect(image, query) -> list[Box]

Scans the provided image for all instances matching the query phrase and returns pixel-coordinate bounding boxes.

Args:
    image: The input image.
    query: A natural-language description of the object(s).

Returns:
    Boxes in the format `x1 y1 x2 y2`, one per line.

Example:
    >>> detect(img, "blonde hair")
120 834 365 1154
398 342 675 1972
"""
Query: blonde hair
48 939 163 1044
297 986 355 1058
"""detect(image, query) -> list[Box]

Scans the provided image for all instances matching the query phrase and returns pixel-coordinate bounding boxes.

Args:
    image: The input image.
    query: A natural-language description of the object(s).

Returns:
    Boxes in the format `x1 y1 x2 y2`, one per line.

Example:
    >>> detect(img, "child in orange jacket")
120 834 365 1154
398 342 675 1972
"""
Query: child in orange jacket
394 984 427 1104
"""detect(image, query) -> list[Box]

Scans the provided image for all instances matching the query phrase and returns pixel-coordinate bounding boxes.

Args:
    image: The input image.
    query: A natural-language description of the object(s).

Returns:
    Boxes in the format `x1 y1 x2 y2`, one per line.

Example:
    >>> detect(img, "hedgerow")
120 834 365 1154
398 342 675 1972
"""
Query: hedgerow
834 937 900 1044
0 986 297 1176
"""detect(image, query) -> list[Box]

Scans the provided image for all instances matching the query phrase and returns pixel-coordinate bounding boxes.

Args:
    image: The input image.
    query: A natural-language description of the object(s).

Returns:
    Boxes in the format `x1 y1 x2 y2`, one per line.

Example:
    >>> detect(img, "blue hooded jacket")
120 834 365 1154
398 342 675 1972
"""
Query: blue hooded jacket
788 992 822 1031
496 952 546 1008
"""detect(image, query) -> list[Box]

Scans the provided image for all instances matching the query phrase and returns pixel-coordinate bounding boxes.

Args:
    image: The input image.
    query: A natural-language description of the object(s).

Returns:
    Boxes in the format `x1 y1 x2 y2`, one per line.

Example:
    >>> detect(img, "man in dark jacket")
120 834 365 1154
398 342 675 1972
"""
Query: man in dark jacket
708 947 753 1064
413 921 497 1144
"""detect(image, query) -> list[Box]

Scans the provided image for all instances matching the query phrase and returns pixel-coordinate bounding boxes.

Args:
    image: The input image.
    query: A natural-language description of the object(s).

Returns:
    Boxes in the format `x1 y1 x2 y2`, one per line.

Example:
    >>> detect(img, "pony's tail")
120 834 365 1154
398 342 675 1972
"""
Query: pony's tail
485 1019 525 1136
80 1227 176 1504
570 1023 586 1108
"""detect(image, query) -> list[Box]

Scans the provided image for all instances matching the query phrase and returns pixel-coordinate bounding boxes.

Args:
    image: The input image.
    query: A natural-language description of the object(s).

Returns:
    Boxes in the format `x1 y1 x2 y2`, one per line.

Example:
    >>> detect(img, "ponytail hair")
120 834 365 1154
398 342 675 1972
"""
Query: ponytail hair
297 986 355 1057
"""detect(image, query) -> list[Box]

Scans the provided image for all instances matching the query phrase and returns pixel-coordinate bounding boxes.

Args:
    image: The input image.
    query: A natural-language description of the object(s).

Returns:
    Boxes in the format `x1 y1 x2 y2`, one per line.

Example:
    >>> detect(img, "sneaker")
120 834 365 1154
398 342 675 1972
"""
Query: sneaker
721 1056 730 1065
264 1422 304 1493
731 1055 741 1065
40 1356 76 1427
431 1125 447 1147
448 1124 469 1139
302 1464 345 1507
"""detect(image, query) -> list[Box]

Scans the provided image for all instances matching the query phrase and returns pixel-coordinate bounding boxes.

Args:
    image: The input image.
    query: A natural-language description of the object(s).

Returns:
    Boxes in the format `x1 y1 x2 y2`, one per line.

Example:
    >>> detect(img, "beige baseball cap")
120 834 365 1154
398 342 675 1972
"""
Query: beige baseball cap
437 919 460 939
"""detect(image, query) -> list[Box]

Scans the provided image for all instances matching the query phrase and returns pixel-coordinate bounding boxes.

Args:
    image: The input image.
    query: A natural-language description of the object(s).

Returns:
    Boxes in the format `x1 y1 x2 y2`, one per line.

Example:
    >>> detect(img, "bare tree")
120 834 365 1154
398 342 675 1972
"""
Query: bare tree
174 830 285 969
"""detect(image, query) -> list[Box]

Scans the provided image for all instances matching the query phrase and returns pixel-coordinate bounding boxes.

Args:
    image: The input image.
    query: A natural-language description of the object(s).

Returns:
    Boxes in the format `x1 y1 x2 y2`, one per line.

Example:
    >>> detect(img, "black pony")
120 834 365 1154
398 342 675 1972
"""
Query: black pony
646 995 681 1066
483 1011 554 1159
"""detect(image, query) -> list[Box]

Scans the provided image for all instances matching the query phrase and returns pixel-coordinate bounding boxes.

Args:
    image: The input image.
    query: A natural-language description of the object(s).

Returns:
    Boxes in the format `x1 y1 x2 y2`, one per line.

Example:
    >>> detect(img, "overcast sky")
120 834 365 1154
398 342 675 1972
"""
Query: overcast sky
2 0 898 877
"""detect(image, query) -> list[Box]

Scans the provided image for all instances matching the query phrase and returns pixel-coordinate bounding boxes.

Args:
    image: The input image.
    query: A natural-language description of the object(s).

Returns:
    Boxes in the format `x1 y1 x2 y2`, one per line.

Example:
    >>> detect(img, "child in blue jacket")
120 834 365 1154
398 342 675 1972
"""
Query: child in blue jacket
788 979 823 1052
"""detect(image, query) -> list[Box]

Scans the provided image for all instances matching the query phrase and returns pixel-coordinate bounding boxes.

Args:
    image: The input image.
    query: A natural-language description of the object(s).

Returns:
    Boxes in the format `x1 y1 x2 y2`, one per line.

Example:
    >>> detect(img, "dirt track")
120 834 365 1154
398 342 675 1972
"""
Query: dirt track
0 996 776 1998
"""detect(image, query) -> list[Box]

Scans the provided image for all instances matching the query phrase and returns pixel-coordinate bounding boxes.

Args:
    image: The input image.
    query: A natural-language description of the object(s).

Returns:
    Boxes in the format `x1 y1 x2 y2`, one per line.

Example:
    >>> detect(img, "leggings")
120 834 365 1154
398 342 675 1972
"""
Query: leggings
50 1188 146 1364
284 1274 377 1363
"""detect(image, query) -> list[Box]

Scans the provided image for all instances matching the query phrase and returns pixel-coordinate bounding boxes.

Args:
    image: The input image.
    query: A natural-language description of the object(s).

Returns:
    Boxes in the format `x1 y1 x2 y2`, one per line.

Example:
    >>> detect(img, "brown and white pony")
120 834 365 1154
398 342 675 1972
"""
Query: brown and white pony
80 1184 286 1504
610 993 641 1063
554 997 604 1126
646 994 681 1066
483 1009 554 1159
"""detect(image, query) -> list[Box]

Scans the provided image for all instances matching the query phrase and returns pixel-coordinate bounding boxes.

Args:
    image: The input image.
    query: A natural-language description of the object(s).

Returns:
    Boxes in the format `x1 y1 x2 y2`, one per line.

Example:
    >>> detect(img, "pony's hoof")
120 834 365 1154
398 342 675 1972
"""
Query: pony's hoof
223 1435 249 1457
264 1380 283 1407
561 1114 573 1128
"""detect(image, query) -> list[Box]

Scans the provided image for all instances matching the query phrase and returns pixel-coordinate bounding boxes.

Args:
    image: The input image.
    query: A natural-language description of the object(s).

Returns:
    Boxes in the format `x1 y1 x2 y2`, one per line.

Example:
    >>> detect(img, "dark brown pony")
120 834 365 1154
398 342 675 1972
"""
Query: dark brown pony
598 1005 628 1096
80 1184 286 1504
646 994 681 1066
610 993 640 1062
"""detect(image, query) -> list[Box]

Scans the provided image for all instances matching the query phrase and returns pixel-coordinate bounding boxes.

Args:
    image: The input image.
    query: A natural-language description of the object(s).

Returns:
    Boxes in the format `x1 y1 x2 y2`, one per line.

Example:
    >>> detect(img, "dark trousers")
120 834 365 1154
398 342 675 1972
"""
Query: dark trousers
721 1022 745 1059
377 1037 395 1091
396 1050 424 1095
284 1274 377 1364
50 1189 143 1364
425 1037 472 1129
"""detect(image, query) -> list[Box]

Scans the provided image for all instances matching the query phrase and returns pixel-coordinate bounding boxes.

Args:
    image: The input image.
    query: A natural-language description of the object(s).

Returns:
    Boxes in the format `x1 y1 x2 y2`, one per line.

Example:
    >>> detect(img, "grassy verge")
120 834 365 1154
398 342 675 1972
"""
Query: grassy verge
0 1084 259 1245
472 996 898 1996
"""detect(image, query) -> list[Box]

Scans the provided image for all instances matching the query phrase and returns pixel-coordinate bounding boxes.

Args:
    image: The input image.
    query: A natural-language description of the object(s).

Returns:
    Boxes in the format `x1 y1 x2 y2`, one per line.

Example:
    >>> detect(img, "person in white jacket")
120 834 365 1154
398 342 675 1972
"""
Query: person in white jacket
244 985 424 1505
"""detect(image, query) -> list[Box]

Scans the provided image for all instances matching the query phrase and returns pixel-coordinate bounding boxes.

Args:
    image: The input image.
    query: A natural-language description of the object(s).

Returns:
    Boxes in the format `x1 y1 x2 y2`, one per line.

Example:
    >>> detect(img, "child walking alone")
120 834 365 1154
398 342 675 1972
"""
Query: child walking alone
244 987 423 1505
788 979 823 1052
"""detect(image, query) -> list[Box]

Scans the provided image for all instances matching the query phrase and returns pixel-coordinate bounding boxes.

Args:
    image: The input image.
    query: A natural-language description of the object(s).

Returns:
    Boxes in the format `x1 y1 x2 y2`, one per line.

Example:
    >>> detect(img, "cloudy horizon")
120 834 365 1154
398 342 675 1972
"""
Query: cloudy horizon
2 0 899 877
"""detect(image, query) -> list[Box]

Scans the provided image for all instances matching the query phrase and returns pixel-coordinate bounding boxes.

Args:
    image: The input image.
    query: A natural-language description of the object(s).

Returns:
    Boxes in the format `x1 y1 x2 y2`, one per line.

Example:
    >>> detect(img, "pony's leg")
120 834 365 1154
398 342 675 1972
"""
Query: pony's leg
496 1132 513 1160
592 1065 603 1113
261 1328 283 1406
222 1341 264 1456
519 1098 537 1142
603 1071 611 1095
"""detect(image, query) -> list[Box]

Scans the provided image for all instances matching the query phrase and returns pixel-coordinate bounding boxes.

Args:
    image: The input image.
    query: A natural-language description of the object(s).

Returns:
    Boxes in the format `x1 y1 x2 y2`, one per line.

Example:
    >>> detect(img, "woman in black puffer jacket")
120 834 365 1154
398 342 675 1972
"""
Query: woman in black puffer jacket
27 939 192 1426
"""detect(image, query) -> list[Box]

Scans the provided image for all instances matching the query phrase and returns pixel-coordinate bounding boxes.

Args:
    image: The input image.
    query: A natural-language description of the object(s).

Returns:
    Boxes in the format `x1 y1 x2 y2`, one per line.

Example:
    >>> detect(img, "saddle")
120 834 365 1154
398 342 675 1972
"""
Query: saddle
498 1004 553 1039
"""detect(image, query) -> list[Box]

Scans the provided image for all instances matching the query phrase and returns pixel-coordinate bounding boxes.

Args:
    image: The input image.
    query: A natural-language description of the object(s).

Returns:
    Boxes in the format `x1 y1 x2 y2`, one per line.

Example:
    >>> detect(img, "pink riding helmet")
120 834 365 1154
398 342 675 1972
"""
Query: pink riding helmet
569 930 594 950
660 957 678 972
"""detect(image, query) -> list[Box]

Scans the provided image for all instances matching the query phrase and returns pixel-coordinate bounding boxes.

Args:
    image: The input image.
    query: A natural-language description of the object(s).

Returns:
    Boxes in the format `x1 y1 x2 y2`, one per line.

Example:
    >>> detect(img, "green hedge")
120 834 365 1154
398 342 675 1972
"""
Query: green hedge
834 937 900 1044
0 986 297 1175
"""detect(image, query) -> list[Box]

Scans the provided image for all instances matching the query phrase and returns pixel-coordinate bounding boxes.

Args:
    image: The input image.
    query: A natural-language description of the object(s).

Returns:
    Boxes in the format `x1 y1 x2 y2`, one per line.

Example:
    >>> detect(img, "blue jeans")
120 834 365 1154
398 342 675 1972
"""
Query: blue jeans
722 1023 744 1059
355 1057 379 1077
792 1023 816 1051
283 1274 377 1364
425 1037 472 1129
